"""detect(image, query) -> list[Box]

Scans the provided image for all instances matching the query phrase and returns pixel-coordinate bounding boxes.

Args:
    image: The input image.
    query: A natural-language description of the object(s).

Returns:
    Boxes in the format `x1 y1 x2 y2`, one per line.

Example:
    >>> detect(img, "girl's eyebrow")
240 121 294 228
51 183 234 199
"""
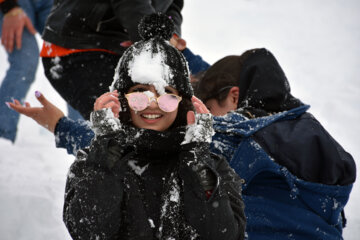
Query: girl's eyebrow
130 85 149 91
165 87 177 94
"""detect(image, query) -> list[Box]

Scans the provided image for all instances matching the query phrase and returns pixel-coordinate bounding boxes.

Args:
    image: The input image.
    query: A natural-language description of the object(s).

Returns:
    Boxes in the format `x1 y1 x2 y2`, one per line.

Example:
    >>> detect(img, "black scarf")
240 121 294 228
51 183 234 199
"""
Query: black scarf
116 126 200 240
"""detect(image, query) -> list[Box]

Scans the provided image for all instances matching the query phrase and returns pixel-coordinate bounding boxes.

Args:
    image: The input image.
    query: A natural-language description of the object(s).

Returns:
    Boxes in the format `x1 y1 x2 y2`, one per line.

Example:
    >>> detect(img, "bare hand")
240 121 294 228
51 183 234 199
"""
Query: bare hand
170 34 186 51
93 90 121 118
7 91 65 133
1 7 36 52
187 96 210 125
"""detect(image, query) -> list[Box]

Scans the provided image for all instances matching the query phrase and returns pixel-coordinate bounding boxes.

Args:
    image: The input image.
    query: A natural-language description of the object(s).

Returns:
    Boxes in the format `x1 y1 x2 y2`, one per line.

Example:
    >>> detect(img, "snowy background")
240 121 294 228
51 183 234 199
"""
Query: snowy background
0 0 359 239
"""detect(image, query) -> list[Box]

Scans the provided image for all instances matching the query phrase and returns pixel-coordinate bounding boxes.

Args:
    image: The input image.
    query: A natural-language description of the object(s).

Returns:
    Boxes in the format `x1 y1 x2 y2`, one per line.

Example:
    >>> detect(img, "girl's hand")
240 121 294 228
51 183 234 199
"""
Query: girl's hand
93 90 121 118
7 91 65 133
187 96 210 125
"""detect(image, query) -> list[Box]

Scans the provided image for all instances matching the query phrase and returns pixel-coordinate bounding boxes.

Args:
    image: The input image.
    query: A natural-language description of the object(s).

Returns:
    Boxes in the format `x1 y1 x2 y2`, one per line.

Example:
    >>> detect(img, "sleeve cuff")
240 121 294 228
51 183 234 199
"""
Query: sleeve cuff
182 113 214 144
90 108 121 136
54 117 74 149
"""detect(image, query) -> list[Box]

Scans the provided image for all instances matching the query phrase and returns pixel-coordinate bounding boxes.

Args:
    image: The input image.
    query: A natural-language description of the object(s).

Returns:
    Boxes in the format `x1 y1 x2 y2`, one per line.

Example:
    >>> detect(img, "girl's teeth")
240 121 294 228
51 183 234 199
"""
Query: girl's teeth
143 114 161 119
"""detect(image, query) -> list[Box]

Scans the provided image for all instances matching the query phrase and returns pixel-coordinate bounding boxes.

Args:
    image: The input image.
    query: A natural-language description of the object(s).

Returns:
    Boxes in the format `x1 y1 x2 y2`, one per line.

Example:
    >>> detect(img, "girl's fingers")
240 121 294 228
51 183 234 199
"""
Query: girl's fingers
193 101 209 114
104 102 120 111
94 92 119 111
186 111 196 125
191 96 209 114
193 102 202 113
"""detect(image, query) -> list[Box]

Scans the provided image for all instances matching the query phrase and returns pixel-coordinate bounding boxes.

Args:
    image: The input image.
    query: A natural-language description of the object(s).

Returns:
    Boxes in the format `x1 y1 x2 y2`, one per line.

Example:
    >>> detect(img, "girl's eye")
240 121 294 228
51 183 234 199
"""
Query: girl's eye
130 87 147 93
165 88 176 94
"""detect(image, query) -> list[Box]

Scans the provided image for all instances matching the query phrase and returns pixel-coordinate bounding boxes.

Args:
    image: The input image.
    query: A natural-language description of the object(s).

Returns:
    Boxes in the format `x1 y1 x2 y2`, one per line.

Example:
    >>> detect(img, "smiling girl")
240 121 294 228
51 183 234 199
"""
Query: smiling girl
61 14 245 240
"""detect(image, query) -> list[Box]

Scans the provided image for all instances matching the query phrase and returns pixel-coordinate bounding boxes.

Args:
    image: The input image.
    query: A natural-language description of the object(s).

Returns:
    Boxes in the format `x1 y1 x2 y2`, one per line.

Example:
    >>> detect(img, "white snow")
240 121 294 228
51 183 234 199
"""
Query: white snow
128 42 173 95
148 218 156 228
182 113 214 144
169 178 180 203
49 56 62 79
127 160 149 176
0 0 359 239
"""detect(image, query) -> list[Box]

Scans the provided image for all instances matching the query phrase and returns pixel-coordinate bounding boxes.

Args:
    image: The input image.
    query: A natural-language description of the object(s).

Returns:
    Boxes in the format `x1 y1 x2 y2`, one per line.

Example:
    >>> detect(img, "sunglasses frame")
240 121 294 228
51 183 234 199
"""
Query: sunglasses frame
125 92 182 112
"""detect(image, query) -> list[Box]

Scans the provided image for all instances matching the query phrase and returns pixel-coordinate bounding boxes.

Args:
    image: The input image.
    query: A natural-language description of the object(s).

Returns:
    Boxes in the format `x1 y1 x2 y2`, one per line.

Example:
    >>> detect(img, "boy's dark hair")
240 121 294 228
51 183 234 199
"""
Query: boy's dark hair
195 50 253 105
196 48 303 117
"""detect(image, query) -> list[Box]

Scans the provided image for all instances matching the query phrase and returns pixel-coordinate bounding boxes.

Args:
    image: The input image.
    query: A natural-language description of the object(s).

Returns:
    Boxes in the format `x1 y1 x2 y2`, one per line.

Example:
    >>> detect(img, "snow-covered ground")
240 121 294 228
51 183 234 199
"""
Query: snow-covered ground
0 0 359 239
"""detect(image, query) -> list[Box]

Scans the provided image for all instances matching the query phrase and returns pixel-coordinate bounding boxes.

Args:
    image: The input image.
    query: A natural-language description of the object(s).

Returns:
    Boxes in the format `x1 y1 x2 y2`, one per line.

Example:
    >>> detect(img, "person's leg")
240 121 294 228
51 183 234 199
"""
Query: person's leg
42 52 122 120
0 0 39 142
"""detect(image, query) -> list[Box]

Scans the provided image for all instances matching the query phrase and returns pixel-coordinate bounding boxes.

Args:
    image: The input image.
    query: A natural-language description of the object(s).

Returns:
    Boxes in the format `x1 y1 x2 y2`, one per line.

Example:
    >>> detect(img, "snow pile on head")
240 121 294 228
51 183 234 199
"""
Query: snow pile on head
127 43 173 95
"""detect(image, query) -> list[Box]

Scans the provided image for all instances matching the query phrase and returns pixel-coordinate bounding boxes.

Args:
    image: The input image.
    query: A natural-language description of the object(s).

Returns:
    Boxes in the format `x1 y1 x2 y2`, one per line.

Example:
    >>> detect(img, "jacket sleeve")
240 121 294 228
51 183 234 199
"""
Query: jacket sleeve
180 114 246 240
182 48 210 75
63 147 125 240
110 0 183 42
0 0 19 14
164 0 183 37
54 117 94 155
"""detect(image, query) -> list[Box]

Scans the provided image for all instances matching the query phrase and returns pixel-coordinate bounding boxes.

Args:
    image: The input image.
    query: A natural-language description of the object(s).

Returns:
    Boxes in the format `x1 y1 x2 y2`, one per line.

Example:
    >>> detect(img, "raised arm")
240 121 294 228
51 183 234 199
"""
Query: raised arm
8 91 94 155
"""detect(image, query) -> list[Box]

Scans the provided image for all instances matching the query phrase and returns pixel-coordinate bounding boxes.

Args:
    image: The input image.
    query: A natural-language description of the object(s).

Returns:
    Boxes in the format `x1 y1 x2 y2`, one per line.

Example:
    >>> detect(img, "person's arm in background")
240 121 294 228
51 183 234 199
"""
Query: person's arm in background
165 0 183 37
7 91 94 155
182 48 210 75
54 117 94 155
111 0 183 42
0 0 36 52
169 35 210 75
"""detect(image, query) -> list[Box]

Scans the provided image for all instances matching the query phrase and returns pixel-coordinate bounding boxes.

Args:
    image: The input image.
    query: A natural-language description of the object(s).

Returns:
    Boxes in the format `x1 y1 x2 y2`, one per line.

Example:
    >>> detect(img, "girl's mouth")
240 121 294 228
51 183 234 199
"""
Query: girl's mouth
141 114 162 120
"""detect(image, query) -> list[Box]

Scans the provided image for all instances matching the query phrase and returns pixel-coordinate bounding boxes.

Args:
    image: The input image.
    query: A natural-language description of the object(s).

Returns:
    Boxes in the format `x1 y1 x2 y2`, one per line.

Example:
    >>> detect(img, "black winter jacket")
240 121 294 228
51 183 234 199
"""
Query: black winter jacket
42 0 183 54
63 110 246 240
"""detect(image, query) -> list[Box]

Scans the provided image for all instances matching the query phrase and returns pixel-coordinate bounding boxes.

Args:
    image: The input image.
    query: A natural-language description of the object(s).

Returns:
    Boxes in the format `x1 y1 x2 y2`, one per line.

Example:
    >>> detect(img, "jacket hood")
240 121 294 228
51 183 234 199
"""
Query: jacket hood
236 48 304 115
198 48 304 117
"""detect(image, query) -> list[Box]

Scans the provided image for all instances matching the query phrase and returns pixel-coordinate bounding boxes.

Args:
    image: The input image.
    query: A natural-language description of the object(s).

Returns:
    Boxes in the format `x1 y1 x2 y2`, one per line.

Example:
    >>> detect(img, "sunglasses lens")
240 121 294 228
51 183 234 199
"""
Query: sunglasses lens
127 92 148 111
158 94 180 112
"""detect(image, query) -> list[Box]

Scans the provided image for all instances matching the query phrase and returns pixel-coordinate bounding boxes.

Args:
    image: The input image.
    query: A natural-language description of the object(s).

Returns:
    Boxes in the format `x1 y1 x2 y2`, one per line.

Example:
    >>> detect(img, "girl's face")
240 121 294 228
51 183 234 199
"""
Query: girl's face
127 84 179 131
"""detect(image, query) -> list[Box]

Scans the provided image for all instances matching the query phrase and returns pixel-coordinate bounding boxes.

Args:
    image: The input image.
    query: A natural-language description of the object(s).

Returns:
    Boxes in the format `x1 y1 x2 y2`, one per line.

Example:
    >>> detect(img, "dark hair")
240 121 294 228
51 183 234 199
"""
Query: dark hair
170 98 194 128
195 50 253 105
196 48 304 117
118 96 132 125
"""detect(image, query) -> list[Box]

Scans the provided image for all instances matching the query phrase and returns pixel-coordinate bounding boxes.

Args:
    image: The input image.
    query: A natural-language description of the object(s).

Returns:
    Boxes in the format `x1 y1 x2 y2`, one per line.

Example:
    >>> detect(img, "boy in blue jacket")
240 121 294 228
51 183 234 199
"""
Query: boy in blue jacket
195 48 355 239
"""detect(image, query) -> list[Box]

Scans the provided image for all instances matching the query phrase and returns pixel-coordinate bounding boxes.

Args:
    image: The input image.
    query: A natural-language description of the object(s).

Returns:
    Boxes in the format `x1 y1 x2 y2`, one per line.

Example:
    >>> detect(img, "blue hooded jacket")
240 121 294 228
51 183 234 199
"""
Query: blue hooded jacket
200 48 356 239
211 105 354 239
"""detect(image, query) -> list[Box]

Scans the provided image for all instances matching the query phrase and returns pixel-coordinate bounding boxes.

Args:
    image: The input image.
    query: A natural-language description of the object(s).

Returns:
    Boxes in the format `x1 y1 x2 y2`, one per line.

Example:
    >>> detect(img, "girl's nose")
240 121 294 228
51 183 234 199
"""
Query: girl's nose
147 96 159 109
